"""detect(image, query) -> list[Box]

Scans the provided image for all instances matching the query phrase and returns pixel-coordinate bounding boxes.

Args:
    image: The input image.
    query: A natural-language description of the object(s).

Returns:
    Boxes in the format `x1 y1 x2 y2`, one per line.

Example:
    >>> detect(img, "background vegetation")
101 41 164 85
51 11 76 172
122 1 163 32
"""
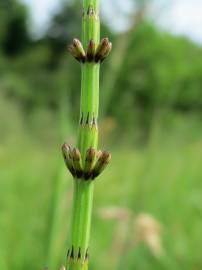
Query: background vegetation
1 0 202 269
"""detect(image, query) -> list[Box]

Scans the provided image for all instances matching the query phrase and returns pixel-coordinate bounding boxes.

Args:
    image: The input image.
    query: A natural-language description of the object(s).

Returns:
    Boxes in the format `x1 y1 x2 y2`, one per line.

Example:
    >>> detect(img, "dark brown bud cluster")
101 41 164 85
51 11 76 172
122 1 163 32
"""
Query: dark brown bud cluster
62 143 111 180
68 37 112 63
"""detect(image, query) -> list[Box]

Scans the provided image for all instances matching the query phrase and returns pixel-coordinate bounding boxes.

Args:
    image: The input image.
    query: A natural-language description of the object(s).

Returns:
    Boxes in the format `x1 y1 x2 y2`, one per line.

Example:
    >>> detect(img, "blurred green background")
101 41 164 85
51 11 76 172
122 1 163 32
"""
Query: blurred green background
1 0 202 269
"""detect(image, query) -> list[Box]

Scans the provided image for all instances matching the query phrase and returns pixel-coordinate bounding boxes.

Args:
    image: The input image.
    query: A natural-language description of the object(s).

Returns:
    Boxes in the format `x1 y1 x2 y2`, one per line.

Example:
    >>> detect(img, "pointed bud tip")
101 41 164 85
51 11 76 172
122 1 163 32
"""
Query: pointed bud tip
101 42 112 59
87 39 96 61
72 148 81 160
101 37 109 44
102 151 112 163
73 38 81 46
97 150 103 158
108 42 112 51
89 39 95 48
88 147 96 154
72 39 85 52
86 148 96 161
60 266 66 270
62 143 71 152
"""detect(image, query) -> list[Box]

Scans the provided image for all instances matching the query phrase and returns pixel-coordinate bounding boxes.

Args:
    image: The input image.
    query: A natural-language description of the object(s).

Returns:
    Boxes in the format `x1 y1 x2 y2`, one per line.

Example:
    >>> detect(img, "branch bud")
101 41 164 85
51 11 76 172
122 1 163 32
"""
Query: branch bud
68 38 86 63
84 148 96 179
96 149 102 159
72 148 83 178
62 143 76 177
92 151 111 179
87 39 96 62
68 44 80 62
95 38 112 63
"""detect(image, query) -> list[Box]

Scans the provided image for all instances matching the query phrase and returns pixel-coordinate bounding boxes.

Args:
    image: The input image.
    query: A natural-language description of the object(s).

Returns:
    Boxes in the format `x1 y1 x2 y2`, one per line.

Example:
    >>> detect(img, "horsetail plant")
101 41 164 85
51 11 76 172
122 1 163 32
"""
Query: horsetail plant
61 0 112 269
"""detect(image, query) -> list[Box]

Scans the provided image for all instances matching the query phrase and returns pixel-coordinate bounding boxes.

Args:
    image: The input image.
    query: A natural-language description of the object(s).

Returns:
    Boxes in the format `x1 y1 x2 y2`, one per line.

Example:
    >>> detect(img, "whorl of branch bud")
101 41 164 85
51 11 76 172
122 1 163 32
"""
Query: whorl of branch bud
62 143 111 180
68 37 112 63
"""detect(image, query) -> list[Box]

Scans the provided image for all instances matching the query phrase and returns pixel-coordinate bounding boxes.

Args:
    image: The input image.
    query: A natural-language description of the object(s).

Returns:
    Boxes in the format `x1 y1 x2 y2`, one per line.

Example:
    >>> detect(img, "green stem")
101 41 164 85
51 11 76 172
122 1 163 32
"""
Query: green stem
71 180 94 258
68 1 100 269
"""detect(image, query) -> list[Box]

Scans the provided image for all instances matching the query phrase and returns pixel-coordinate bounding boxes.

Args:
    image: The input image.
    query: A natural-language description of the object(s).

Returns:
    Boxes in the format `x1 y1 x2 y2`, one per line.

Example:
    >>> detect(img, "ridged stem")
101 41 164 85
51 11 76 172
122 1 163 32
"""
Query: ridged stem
68 1 100 269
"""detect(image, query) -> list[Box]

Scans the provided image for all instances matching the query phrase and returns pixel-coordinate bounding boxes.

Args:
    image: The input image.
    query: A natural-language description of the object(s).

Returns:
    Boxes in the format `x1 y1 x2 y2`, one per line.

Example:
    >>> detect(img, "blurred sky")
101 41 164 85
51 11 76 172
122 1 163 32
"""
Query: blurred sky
21 0 202 44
